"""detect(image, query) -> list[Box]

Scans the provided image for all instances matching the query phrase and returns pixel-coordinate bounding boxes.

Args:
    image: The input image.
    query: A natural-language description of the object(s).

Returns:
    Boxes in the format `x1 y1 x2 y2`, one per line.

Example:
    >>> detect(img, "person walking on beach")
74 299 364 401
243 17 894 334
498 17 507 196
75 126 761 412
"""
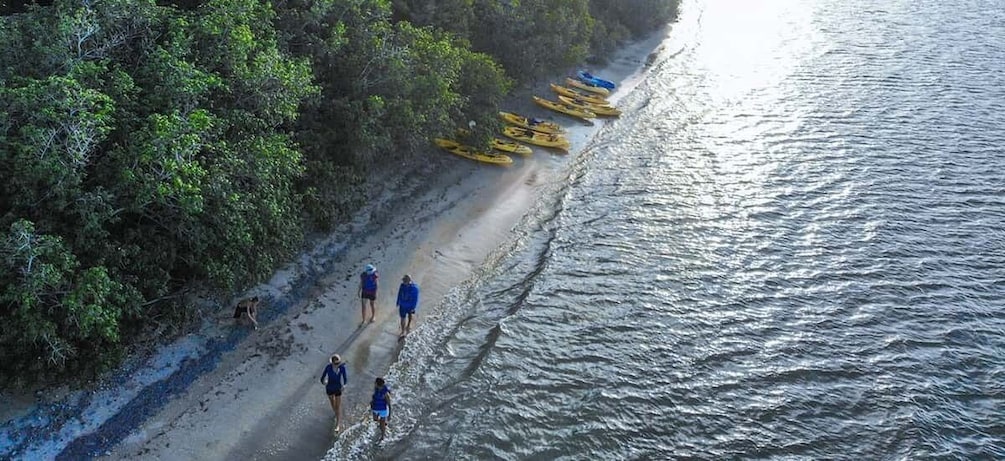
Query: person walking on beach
233 296 260 330
370 377 392 440
359 264 379 325
395 274 419 339
319 354 348 431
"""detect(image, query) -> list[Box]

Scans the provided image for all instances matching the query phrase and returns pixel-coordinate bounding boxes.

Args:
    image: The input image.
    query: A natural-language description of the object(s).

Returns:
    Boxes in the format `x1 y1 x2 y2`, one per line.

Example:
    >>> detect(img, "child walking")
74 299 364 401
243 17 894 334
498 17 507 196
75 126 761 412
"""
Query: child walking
370 377 392 440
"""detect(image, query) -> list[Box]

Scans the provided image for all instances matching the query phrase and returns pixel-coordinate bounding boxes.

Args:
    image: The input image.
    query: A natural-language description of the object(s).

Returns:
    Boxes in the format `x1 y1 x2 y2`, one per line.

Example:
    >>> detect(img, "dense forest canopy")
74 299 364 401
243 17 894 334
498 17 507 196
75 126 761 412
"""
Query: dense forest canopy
0 0 679 385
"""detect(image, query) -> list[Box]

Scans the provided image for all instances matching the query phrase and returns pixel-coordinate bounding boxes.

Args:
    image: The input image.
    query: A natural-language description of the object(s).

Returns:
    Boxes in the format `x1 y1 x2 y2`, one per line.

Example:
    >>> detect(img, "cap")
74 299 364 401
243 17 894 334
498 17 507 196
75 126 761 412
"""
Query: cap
365 264 375 274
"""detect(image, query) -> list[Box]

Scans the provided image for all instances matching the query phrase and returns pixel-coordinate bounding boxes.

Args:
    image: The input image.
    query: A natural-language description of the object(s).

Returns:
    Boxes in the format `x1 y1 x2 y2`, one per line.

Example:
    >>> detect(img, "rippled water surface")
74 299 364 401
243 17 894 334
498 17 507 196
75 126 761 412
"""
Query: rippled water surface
329 0 1005 458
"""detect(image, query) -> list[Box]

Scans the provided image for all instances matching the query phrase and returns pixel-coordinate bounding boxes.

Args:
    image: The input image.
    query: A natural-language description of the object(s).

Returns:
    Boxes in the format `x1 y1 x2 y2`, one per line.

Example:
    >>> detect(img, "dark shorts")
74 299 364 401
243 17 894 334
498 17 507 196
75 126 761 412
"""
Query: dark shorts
233 306 248 319
326 387 343 397
398 307 416 319
361 290 376 300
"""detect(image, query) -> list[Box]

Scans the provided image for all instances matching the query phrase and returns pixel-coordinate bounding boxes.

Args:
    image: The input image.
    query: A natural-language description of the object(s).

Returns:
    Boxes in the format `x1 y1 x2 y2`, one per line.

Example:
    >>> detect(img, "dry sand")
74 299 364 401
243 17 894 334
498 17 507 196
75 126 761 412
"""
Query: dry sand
1 29 670 461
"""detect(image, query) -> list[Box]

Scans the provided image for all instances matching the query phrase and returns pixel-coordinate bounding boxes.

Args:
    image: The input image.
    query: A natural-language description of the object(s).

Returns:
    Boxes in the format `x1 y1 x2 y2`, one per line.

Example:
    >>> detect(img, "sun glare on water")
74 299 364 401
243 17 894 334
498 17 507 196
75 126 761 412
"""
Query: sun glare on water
681 0 823 220
694 0 816 103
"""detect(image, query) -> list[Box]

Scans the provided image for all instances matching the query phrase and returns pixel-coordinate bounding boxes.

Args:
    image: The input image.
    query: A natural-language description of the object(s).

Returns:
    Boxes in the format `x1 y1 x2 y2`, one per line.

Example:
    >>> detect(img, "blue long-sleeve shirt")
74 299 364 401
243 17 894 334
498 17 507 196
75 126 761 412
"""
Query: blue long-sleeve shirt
320 363 347 392
396 282 419 310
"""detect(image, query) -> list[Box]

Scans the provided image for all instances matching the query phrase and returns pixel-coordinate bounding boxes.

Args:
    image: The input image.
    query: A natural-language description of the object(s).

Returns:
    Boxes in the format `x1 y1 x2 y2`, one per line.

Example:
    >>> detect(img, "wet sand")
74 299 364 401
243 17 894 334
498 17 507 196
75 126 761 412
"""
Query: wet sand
0 29 670 461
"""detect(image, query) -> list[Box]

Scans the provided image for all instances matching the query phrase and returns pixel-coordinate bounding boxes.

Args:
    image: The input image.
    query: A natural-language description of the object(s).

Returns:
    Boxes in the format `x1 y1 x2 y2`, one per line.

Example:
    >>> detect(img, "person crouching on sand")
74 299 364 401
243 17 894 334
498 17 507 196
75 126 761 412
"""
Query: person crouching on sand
395 274 419 339
233 296 260 330
371 377 392 440
320 354 348 431
359 264 379 325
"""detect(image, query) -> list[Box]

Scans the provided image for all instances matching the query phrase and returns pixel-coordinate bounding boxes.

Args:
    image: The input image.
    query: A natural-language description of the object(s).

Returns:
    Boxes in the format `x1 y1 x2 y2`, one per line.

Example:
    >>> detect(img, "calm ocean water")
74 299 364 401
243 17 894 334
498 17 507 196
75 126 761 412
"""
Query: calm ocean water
328 0 1005 458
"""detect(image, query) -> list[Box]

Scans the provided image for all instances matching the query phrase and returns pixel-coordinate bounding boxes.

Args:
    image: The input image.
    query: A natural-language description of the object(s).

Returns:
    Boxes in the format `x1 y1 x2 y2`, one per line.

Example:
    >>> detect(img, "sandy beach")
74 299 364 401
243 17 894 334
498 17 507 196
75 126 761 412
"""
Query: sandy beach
0 29 669 461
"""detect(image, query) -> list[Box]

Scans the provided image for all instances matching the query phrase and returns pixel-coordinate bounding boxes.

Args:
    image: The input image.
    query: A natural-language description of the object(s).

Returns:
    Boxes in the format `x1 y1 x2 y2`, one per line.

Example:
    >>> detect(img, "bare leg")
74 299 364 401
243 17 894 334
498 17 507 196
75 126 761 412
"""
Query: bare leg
328 394 337 413
378 417 386 440
368 300 376 323
360 298 366 325
333 395 343 430
399 316 406 336
406 312 413 333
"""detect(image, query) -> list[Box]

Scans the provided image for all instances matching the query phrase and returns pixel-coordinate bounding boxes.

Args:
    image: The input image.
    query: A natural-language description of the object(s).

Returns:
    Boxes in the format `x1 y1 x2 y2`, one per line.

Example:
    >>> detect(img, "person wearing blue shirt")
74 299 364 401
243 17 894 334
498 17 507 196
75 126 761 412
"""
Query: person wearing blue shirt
370 377 392 440
319 354 348 431
359 264 379 325
395 274 419 339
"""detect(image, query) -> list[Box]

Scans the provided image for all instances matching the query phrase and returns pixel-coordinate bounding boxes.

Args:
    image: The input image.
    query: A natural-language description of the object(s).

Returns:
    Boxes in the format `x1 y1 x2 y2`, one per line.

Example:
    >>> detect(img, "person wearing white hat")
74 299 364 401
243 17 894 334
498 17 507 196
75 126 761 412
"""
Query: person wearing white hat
359 264 379 324
319 354 348 430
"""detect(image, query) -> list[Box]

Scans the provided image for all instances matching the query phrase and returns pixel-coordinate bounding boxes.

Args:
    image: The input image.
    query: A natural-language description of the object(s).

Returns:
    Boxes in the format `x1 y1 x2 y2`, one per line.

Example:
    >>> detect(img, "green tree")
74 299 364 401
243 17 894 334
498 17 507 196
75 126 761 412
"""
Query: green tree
273 0 509 227
588 0 679 59
0 75 114 222
0 220 139 385
466 0 593 82
389 0 474 37
1 0 318 384
99 0 317 292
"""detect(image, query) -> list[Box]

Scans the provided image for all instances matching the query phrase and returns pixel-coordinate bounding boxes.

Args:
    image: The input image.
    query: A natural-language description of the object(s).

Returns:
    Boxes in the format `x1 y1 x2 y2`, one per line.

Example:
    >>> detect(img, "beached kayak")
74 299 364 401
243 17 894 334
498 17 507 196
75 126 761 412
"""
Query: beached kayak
502 126 571 151
532 95 596 121
434 138 514 165
556 95 622 117
492 138 533 156
498 111 565 134
577 70 616 89
549 83 610 106
565 77 610 96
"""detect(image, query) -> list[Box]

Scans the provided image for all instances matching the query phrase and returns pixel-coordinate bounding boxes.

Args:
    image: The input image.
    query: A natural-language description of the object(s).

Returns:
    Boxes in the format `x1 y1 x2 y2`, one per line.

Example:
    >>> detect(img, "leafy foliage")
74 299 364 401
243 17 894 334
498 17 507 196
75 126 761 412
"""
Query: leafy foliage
272 0 510 227
0 220 140 383
588 0 680 59
392 0 593 82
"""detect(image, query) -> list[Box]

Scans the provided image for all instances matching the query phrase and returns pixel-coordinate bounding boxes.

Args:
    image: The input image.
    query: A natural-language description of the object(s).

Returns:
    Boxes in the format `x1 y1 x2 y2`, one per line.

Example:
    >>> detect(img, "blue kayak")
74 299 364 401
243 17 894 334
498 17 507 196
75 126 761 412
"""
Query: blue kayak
577 70 616 89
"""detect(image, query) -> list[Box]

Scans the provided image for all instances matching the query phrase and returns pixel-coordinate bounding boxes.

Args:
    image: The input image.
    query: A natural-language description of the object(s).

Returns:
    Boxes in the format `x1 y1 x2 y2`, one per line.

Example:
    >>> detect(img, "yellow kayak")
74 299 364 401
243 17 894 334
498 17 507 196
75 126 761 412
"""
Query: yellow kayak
498 111 564 134
502 126 570 151
492 138 533 156
556 95 622 117
532 96 595 120
550 83 609 106
565 77 610 96
434 138 513 165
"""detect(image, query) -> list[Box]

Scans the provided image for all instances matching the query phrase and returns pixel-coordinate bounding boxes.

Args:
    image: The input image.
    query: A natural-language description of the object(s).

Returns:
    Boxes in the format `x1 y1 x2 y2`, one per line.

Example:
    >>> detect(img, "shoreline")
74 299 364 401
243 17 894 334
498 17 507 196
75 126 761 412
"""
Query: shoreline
0 28 671 461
